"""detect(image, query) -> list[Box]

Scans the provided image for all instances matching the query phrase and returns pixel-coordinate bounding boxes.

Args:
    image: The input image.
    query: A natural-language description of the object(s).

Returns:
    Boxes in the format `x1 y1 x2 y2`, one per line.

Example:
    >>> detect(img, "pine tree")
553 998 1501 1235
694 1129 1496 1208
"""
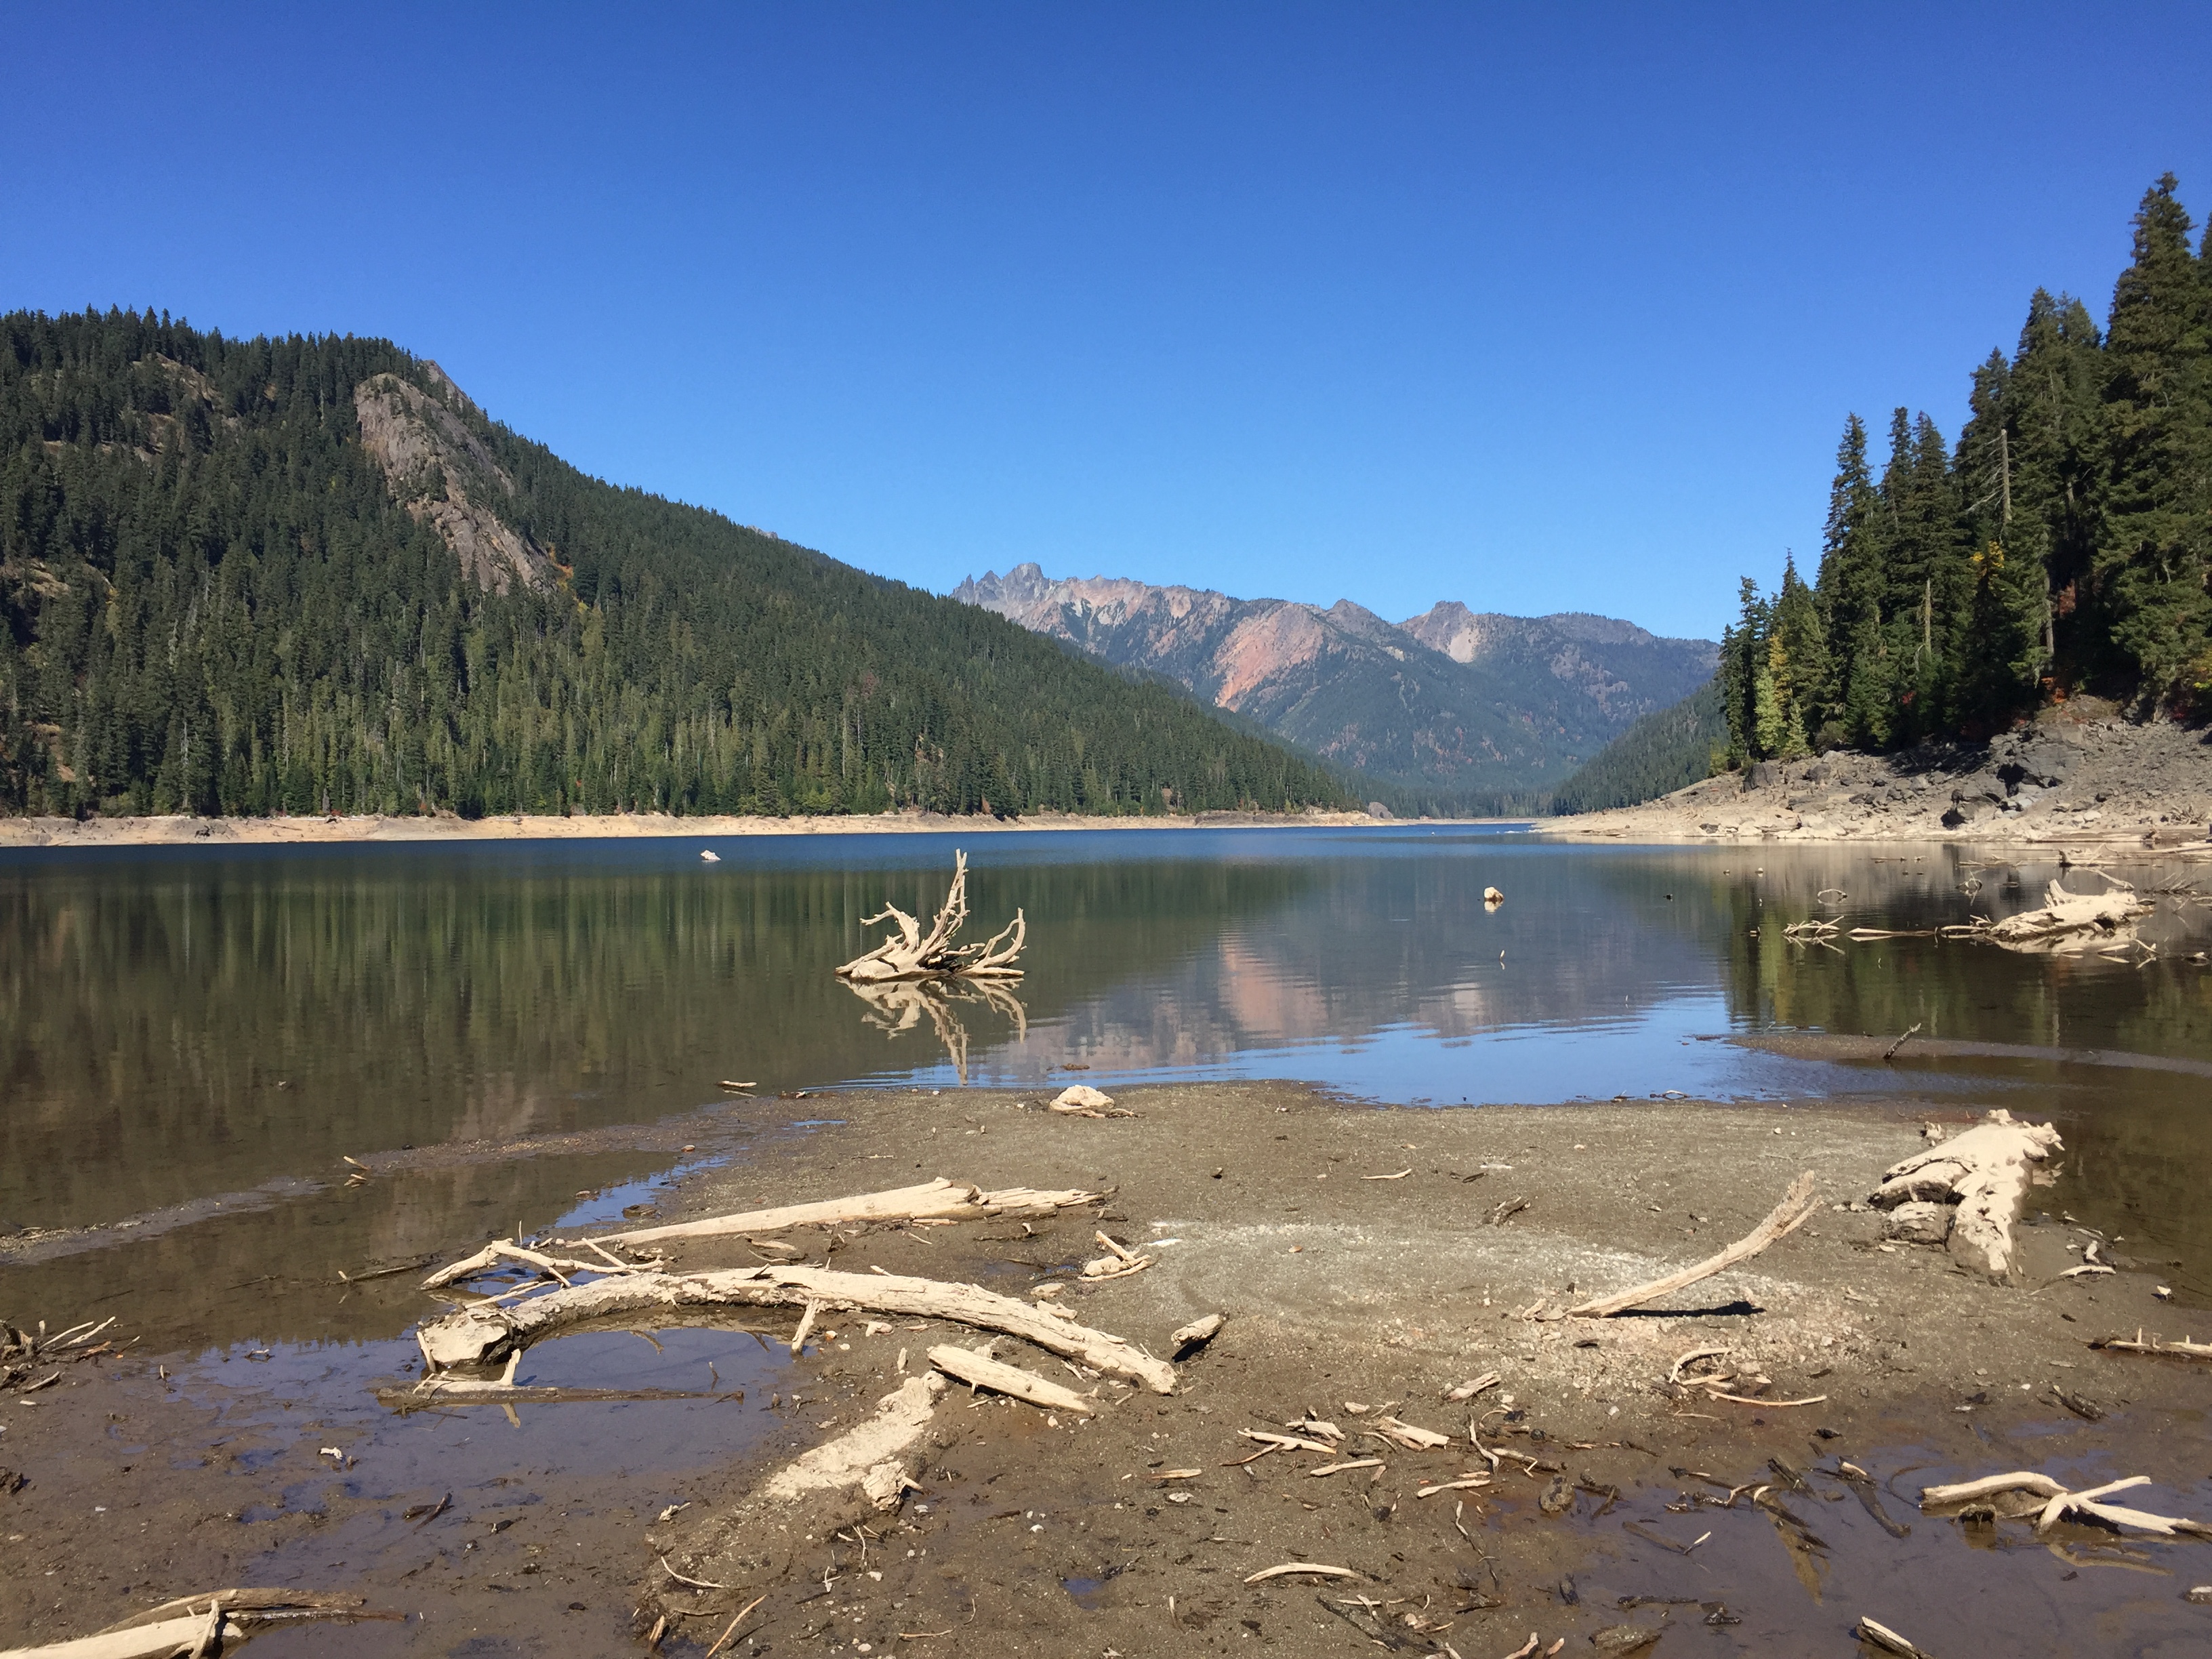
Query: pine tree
2097 175 2212 703
1812 415 1888 747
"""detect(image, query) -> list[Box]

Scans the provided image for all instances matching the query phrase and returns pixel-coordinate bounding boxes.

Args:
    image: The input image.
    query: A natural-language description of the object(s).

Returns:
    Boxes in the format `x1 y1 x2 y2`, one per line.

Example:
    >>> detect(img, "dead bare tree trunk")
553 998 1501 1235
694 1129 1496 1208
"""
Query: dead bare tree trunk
836 851 1026 983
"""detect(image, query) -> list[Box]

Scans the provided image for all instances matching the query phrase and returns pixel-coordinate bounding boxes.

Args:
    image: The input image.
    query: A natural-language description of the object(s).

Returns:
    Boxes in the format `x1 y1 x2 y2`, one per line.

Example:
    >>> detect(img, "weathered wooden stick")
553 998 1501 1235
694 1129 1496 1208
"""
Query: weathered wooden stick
415 1264 1177 1392
1570 1173 1818 1317
2091 1332 2212 1361
928 1345 1095 1413
1870 1109 2062 1279
1242 1563 1358 1584
1170 1313 1225 1356
592 1179 1098 1246
1920 1471 2068 1507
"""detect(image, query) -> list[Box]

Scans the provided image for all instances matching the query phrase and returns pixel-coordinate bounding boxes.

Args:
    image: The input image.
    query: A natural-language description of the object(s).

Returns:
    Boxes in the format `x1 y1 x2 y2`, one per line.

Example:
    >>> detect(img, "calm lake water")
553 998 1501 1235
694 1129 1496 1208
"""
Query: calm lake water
4 825 2209 1330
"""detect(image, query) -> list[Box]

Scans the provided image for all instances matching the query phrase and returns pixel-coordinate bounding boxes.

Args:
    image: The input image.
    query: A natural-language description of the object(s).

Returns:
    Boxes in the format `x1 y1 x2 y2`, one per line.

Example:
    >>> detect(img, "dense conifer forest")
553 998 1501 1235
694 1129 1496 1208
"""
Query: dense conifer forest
1717 176 2212 766
0 310 1352 819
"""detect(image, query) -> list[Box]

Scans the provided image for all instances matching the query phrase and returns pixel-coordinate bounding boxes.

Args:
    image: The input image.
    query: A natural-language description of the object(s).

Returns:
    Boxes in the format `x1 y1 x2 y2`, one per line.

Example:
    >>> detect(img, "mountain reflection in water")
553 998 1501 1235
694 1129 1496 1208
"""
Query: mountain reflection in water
4 828 2209 1233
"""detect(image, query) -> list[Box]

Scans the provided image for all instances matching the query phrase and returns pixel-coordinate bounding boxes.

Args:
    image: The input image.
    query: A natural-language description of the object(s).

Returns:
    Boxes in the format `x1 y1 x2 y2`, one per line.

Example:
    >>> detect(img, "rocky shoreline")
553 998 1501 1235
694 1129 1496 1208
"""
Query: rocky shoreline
1547 707 2212 848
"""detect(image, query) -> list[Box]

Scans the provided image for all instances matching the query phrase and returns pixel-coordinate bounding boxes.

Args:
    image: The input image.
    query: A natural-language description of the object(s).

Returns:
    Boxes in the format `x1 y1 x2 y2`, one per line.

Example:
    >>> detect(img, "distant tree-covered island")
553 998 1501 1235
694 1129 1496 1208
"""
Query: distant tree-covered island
1713 174 2212 770
0 310 1353 820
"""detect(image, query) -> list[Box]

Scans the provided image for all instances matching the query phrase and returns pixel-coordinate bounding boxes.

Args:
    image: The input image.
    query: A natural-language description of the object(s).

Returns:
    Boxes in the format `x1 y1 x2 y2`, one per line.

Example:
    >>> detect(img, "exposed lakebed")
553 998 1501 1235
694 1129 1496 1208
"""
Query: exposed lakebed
2 828 2209 1654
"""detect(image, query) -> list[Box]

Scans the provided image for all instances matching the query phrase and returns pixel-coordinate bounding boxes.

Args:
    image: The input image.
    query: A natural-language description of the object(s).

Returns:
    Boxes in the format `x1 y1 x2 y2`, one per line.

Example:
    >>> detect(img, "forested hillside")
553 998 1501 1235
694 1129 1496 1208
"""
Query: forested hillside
0 310 1351 819
1719 175 2212 766
1545 679 1726 815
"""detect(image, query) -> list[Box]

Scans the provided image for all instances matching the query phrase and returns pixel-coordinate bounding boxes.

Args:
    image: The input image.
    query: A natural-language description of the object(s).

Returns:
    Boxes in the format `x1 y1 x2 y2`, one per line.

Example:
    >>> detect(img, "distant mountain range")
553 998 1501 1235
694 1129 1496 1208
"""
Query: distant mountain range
953 564 1717 800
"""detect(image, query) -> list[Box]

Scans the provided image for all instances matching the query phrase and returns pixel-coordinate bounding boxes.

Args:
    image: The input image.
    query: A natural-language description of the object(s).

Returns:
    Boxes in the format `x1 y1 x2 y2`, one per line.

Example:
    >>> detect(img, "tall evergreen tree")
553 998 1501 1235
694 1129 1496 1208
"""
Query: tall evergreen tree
2096 175 2212 702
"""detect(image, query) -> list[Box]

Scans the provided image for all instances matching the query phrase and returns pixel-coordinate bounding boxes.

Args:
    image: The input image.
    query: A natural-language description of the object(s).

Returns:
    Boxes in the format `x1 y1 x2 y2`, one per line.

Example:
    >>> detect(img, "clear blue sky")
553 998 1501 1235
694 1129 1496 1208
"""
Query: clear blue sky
7 3 2209 640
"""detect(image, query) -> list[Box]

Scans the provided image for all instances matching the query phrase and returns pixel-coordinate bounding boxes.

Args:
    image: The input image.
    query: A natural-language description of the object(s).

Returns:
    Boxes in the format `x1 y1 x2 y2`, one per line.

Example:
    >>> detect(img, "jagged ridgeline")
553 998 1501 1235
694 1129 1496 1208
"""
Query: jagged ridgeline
0 310 1351 818
1719 174 2212 766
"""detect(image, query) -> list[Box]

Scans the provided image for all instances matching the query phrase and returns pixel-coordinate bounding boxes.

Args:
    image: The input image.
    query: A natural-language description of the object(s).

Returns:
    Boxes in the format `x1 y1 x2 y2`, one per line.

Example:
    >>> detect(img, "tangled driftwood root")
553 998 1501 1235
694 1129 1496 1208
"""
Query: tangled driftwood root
1868 1109 2061 1279
1569 1173 1818 1317
836 851 1025 983
413 1262 1177 1392
1947 877 2154 955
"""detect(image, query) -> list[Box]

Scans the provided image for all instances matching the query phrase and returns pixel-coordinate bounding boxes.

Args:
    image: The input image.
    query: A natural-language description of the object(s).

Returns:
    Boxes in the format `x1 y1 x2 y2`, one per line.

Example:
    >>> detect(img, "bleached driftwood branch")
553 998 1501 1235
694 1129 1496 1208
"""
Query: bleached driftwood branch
1920 1471 2211 1537
414 1263 1177 1393
588 1178 1098 1246
836 851 1025 983
1569 1173 1818 1317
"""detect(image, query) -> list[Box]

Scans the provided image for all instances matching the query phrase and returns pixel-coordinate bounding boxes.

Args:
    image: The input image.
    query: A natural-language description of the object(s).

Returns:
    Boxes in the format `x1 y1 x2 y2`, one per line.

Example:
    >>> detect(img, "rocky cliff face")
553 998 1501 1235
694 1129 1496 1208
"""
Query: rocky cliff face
353 371 558 595
953 564 1716 797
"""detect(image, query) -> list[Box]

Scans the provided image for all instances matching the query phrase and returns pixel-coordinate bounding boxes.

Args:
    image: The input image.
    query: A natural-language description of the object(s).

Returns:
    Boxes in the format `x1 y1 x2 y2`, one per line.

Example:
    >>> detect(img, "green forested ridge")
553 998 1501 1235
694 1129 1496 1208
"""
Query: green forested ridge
1719 176 2212 766
0 308 1352 819
1545 678 1727 814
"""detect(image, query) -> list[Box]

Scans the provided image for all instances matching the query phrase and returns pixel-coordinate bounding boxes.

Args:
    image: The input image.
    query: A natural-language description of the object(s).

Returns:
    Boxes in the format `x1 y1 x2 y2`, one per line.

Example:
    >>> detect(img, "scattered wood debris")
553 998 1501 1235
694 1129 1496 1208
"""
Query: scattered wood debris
1 1316 127 1394
835 851 1025 983
1570 1172 1818 1317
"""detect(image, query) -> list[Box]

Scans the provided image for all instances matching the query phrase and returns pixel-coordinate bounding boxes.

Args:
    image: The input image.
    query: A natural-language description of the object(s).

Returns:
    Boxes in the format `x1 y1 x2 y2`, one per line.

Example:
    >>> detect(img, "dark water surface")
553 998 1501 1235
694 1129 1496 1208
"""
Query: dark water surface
5 827 2209 1237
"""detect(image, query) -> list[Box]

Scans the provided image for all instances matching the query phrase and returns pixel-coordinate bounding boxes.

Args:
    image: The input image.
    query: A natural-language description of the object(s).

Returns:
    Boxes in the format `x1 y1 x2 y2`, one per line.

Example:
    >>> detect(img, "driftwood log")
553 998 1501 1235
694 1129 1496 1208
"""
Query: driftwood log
928 1344 1096 1413
589 1178 1097 1248
1570 1173 1818 1317
836 851 1025 983
1868 1109 2061 1279
413 1263 1178 1393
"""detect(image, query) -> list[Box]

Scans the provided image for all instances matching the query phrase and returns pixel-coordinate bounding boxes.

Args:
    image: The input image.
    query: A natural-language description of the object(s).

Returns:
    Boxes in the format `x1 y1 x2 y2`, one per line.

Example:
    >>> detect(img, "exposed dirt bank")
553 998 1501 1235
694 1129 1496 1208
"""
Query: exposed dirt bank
7 1083 2204 1656
1547 706 2212 850
0 810 1382 851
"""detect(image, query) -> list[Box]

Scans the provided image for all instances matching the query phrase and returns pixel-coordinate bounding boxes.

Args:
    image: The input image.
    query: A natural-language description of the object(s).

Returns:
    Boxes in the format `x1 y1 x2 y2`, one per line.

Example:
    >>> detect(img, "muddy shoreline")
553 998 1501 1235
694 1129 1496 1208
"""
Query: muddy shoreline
5 1082 2207 1656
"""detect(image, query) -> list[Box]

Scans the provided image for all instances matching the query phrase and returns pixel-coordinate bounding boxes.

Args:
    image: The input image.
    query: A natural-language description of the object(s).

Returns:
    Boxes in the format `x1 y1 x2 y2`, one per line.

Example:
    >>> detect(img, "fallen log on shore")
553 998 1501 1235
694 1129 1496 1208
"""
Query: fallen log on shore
1569 1173 1818 1317
413 1263 1178 1393
1868 1109 2061 1279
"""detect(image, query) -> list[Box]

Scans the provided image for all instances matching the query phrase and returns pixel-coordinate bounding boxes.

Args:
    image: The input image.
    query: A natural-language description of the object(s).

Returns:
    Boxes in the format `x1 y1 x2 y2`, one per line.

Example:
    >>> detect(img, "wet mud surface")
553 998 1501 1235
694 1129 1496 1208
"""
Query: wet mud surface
6 1082 2210 1656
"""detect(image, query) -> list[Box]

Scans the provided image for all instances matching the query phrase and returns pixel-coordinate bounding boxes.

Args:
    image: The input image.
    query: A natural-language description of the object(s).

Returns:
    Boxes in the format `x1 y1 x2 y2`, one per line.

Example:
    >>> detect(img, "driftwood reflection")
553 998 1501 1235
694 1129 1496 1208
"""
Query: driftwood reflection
843 976 1027 1082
